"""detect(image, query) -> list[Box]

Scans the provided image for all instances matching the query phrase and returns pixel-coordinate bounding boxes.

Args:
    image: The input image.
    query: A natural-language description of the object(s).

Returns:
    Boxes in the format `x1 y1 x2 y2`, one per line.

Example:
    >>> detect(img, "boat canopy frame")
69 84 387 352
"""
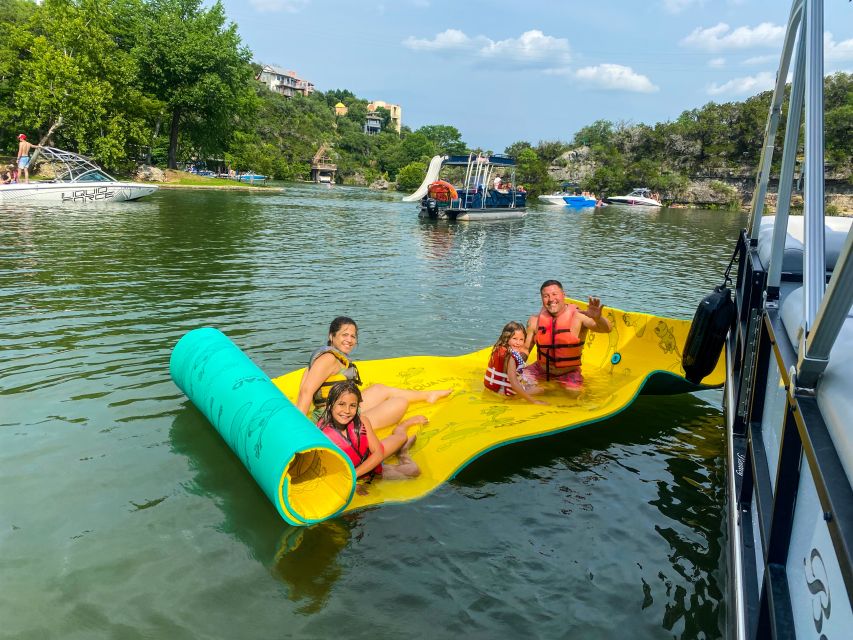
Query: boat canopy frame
33 146 119 183
448 153 521 211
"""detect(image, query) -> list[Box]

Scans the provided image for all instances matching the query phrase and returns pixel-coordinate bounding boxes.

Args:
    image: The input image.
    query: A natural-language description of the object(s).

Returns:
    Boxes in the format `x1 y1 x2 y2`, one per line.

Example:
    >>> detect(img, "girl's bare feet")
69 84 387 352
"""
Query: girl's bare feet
426 389 452 403
399 414 428 429
400 433 417 456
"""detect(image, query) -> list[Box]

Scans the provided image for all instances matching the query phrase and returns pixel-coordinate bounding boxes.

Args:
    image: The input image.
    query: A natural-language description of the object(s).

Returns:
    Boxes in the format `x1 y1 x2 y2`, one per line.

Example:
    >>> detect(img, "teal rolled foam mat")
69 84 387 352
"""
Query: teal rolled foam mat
170 328 356 525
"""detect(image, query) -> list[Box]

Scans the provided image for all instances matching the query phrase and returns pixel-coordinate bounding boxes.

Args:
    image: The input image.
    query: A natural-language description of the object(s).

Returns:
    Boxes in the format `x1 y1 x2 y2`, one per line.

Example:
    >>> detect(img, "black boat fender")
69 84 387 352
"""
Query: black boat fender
682 246 738 384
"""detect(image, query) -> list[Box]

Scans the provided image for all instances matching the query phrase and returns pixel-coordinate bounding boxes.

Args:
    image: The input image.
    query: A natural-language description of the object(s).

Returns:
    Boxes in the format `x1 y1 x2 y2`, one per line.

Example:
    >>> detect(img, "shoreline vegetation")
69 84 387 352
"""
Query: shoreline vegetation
1 1 851 212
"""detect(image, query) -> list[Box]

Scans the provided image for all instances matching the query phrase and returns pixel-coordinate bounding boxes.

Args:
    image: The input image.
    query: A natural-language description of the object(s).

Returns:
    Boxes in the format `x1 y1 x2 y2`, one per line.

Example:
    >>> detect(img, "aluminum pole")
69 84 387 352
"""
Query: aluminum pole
747 0 805 241
802 0 825 332
768 21 807 295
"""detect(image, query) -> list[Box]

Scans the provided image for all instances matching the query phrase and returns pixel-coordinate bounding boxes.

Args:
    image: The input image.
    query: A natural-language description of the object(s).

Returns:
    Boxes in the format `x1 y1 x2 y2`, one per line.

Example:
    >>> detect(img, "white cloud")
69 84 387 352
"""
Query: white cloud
248 0 309 11
709 57 726 68
479 30 571 66
707 71 775 96
403 29 482 52
743 54 776 65
826 32 853 63
574 64 659 93
681 22 785 51
662 0 705 13
403 29 570 68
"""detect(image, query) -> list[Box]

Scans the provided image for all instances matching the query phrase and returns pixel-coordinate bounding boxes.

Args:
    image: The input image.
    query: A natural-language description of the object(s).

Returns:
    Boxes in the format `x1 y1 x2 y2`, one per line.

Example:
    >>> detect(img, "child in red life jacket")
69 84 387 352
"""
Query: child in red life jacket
317 380 423 487
483 322 547 405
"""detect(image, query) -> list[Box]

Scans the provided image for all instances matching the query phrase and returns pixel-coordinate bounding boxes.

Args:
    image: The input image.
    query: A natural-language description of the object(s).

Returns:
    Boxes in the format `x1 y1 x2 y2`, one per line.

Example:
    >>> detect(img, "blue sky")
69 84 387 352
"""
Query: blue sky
219 0 853 152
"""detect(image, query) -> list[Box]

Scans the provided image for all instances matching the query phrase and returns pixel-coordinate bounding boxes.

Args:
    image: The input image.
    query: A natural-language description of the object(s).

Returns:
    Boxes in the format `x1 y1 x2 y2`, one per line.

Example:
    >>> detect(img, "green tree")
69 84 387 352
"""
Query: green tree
515 148 552 194
10 0 153 168
504 140 532 159
396 161 426 191
137 0 253 167
416 125 467 155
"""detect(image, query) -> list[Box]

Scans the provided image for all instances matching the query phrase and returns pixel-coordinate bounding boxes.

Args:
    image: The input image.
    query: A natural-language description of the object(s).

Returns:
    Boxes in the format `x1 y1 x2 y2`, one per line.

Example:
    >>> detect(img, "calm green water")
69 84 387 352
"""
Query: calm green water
1 185 745 639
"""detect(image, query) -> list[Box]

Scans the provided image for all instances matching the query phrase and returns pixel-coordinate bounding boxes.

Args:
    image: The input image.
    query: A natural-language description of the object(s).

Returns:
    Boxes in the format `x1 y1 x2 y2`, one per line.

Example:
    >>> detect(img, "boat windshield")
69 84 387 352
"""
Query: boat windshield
76 170 115 182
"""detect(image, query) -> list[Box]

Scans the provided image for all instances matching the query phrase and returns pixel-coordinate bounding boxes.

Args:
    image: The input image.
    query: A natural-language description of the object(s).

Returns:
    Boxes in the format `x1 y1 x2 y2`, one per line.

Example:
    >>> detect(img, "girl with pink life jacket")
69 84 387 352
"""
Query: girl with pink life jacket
483 322 546 405
316 380 424 484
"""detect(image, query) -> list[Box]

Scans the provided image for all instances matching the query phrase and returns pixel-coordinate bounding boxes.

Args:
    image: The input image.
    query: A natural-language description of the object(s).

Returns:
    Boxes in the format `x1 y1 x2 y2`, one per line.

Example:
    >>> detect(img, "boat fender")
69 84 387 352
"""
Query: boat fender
682 245 738 384
682 286 736 384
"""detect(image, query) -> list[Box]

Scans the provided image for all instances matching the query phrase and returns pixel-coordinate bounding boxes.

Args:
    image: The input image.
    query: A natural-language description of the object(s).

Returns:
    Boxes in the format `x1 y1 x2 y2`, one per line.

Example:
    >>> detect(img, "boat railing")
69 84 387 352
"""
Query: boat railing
726 1 853 638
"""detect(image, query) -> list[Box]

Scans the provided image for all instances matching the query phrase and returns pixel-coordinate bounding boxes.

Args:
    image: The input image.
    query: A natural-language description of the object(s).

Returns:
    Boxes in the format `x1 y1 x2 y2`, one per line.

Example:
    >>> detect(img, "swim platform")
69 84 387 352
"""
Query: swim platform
171 301 724 525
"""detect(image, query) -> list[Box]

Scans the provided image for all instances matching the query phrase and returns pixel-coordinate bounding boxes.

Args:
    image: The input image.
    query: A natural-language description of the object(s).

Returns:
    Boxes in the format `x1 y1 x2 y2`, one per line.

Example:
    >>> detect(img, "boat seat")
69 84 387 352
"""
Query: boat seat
757 215 853 274
780 286 853 486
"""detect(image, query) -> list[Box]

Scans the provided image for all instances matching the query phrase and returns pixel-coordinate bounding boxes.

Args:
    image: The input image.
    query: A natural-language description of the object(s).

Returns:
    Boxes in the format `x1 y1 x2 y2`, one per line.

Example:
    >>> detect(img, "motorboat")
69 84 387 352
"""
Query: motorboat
0 146 158 203
234 173 266 183
723 1 853 638
539 182 597 207
538 193 597 207
403 154 526 221
604 188 661 207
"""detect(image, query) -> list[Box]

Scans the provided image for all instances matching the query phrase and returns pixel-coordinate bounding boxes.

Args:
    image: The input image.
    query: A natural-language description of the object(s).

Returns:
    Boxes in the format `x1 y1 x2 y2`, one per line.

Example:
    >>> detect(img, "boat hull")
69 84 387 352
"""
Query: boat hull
0 181 158 203
419 207 526 221
538 194 596 207
604 196 661 206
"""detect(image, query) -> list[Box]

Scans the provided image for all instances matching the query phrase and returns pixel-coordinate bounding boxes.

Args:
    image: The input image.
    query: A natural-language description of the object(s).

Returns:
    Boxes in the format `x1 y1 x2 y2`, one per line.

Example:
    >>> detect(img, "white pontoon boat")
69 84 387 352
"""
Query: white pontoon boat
0 147 158 203
724 1 853 638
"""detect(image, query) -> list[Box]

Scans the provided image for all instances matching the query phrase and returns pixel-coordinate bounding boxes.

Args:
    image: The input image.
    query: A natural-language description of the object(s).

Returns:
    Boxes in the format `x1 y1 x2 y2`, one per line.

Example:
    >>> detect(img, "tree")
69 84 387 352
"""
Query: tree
10 0 152 168
396 161 426 191
504 140 532 159
416 125 467 155
137 0 253 167
573 120 614 147
515 148 552 194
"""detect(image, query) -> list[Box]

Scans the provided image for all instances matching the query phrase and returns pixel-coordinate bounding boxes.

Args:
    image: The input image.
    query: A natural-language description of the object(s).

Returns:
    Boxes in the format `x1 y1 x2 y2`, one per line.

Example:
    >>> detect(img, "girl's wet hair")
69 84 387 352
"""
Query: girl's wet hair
321 380 363 428
493 321 526 351
327 316 358 346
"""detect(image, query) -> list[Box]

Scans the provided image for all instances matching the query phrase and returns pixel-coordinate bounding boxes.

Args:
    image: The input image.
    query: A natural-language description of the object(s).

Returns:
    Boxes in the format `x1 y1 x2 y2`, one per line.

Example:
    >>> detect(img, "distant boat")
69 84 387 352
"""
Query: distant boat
604 188 661 207
234 173 266 183
0 146 157 203
538 193 597 207
403 153 526 221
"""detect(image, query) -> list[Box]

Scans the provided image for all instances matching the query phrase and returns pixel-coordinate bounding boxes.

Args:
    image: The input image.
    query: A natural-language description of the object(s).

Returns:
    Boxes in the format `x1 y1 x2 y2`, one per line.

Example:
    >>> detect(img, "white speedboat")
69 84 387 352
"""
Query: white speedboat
0 147 158 203
538 193 597 207
604 188 661 207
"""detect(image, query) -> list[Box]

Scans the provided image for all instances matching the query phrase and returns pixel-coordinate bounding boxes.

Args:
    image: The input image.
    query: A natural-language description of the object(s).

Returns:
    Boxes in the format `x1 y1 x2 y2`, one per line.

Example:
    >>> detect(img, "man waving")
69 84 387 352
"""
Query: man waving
524 279 612 394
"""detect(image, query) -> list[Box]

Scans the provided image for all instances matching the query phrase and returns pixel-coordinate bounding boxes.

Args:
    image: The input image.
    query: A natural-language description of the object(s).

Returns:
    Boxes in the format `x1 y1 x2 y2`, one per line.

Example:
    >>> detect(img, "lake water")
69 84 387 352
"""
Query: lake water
0 184 745 639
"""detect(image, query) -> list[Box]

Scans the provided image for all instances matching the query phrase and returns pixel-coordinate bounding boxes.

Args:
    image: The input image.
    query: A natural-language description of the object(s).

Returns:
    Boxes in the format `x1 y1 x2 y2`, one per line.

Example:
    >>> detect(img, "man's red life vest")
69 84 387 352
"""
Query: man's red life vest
535 305 584 375
484 346 525 396
319 418 382 476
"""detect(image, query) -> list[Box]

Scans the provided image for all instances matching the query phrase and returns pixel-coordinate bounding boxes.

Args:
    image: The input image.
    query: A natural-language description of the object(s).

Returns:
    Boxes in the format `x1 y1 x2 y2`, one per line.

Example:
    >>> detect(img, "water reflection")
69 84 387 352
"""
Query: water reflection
272 519 354 614
453 393 725 636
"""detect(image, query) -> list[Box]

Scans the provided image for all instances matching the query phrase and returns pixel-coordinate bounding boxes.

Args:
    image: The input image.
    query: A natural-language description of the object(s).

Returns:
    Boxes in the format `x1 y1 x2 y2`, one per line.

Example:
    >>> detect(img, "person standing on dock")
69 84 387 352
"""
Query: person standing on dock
524 280 612 395
16 134 38 184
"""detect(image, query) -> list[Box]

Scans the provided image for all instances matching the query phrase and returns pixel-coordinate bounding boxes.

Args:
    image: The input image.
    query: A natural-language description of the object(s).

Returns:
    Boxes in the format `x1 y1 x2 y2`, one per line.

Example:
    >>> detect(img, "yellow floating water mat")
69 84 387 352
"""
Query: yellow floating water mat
271 301 724 514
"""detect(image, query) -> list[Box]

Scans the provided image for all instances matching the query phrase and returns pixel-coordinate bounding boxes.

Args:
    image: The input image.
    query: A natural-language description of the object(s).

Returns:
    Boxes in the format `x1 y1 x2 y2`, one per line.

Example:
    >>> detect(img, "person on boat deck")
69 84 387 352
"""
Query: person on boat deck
16 134 39 184
316 381 422 484
484 321 546 405
524 279 613 395
493 176 502 190
1 164 13 184
296 316 452 429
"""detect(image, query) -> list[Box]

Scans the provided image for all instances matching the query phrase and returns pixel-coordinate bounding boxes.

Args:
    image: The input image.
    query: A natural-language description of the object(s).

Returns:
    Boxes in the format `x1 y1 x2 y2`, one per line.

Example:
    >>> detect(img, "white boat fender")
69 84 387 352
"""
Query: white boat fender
682 245 738 384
